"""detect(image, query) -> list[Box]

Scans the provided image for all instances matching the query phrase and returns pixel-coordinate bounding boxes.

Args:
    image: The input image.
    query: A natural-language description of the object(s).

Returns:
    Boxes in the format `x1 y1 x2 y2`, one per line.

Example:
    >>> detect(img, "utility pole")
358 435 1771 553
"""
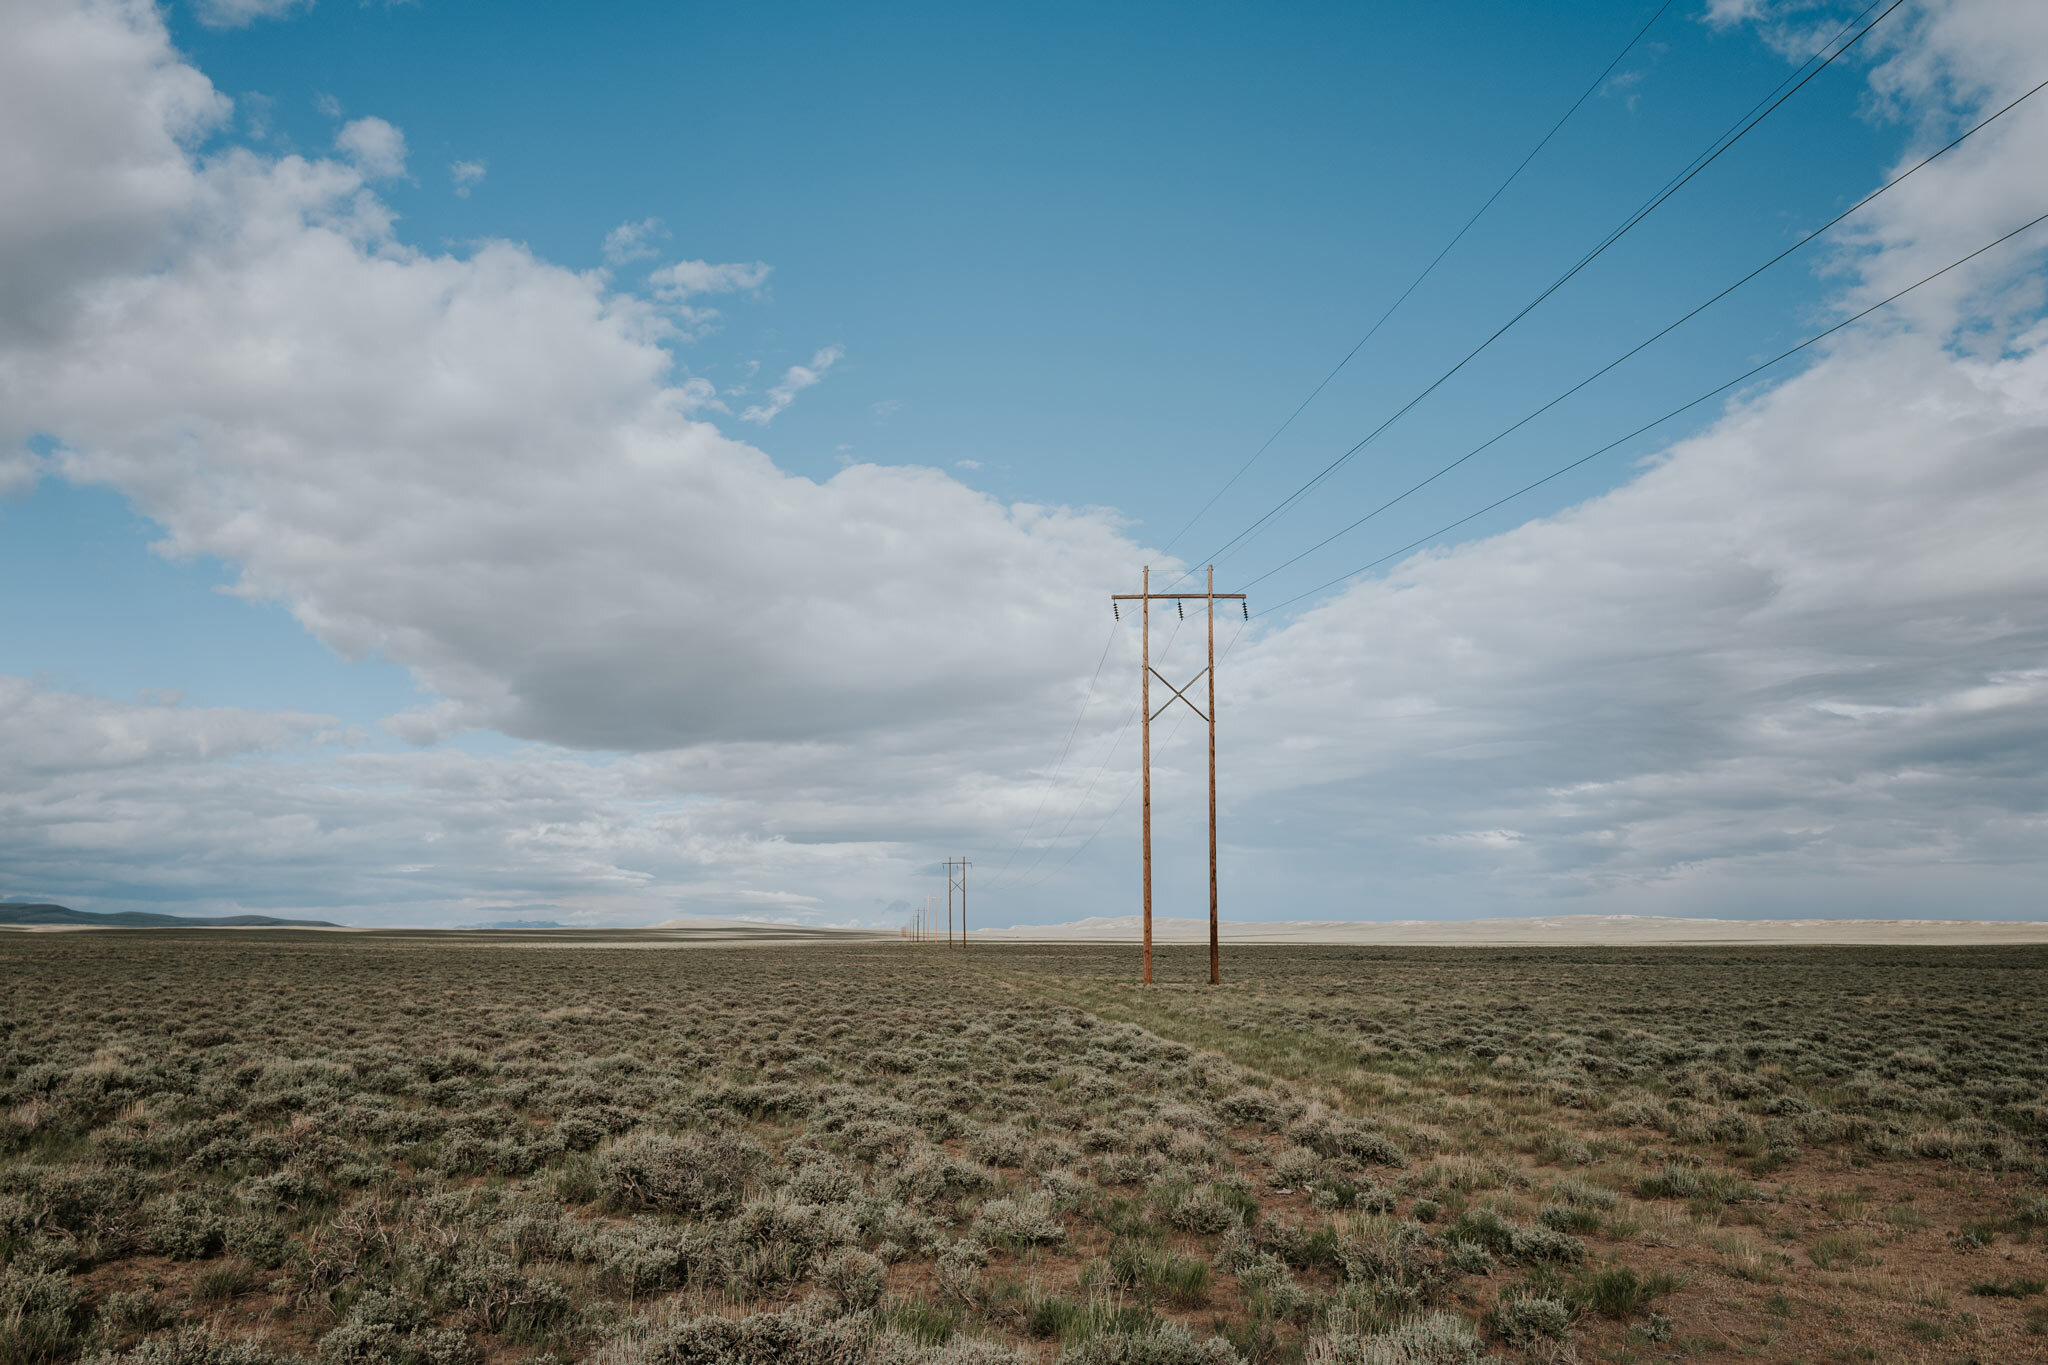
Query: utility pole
944 858 971 949
1110 565 1245 985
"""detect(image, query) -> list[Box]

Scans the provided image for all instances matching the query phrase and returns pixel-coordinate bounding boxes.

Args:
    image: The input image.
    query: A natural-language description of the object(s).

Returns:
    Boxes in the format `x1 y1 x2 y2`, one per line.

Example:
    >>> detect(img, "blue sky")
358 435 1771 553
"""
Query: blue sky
11 0 1888 723
5 0 2048 926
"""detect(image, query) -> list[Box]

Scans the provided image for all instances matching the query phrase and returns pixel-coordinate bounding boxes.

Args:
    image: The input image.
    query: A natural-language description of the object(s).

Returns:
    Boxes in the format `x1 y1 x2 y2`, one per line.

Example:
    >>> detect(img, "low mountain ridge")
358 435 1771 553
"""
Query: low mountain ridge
0 903 338 928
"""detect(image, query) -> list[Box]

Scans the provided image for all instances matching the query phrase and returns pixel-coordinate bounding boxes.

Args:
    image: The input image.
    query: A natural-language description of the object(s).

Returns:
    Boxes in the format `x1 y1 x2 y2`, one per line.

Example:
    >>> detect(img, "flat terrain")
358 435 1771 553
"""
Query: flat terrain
2 934 2044 1364
970 916 2048 947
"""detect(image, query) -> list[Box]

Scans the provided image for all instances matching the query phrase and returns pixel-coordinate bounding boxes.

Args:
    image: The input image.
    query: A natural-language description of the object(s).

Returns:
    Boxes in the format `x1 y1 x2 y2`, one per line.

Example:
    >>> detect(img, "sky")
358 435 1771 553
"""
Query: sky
3 0 2047 928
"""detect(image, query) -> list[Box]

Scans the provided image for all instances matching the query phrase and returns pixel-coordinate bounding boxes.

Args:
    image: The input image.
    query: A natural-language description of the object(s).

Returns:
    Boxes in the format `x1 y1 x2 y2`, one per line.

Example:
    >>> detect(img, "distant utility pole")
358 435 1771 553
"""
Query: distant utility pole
944 858 970 948
1111 565 1245 986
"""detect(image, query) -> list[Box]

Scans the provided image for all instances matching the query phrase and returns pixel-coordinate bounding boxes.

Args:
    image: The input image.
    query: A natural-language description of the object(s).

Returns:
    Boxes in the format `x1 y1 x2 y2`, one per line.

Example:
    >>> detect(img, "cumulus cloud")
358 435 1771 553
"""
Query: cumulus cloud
0 676 333 774
449 159 486 197
602 217 667 265
740 346 842 425
628 254 772 337
194 0 310 28
0 677 924 925
1211 326 2048 917
334 116 407 179
646 257 772 300
0 2 1136 765
0 0 226 340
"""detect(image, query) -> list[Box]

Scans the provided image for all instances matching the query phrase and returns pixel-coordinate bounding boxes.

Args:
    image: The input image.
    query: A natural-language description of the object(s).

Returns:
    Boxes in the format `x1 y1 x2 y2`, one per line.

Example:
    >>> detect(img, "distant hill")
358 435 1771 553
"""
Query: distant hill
458 919 567 930
0 903 338 929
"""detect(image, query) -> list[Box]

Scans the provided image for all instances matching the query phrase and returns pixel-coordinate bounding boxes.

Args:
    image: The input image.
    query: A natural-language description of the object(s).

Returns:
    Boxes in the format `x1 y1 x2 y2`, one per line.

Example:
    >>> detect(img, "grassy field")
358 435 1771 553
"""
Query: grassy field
1 933 2043 1364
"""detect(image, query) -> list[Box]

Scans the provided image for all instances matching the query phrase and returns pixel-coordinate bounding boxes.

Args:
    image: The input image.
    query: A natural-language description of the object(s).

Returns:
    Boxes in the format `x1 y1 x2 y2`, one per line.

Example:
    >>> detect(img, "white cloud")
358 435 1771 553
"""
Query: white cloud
0 449 40 498
194 0 311 28
955 459 981 470
1215 325 2048 916
0 677 925 925
0 675 332 773
602 217 666 265
334 116 406 180
0 0 226 340
0 9 1132 766
449 159 486 197
740 346 841 425
607 250 773 339
647 257 772 300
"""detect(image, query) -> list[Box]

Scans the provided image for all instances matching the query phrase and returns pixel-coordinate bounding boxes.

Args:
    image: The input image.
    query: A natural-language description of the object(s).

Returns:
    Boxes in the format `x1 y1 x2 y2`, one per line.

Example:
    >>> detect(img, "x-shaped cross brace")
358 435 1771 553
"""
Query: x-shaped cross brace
1149 666 1210 723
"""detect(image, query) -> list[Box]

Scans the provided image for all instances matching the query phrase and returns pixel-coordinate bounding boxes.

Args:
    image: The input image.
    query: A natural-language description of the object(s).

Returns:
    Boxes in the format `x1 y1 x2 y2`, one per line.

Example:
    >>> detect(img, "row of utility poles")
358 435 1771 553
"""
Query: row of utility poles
903 562 1243 986
903 859 970 945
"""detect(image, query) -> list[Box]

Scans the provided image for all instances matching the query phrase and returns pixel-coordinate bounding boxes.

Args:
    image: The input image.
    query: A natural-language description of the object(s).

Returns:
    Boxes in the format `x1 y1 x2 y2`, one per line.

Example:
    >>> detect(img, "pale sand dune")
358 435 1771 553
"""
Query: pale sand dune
966 913 2048 946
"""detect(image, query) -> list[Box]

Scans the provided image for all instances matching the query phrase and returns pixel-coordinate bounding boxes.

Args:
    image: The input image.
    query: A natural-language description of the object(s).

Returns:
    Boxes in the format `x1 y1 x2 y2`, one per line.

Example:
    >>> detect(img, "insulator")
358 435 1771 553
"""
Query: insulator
1112 602 1119 620
1242 602 1249 620
1177 601 1184 620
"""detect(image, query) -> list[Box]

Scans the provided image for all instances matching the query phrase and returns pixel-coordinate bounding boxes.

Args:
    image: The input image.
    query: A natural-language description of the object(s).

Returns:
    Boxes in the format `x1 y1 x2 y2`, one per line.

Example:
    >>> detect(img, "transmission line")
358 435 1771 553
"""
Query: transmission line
1242 71 2048 592
1256 205 2048 619
1158 0 1678 558
1187 0 1907 580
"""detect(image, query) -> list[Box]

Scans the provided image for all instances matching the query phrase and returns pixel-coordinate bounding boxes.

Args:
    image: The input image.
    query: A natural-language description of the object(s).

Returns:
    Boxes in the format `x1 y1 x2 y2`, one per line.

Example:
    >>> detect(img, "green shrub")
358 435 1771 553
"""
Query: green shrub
1575 1266 1678 1319
971 1197 1065 1249
1335 1218 1447 1302
146 1194 226 1260
1632 1165 1753 1204
220 1215 291 1270
81 1327 296 1365
1105 1243 1209 1309
596 1132 762 1217
580 1219 704 1298
1552 1178 1617 1212
95 1290 167 1336
819 1248 885 1312
1057 1321 1241 1365
431 1249 572 1338
887 1295 962 1348
1489 1295 1573 1348
315 1291 479 1365
1304 1312 1482 1365
1971 1276 2045 1298
1508 1225 1584 1266
1444 1208 1514 1257
1536 1202 1598 1235
194 1261 254 1304
0 1266 81 1365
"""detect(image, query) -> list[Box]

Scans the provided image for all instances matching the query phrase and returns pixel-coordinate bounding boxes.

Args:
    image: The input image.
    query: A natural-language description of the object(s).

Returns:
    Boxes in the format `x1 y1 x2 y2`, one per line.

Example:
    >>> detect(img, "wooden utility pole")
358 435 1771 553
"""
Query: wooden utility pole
1111 565 1245 985
944 858 971 948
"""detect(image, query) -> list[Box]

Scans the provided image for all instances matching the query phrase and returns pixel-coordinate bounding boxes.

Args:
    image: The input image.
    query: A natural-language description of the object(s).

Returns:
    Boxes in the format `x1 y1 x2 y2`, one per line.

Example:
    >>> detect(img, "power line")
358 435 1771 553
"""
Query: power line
1187 0 1907 580
1242 70 2048 592
1256 204 2048 619
1157 0 1678 559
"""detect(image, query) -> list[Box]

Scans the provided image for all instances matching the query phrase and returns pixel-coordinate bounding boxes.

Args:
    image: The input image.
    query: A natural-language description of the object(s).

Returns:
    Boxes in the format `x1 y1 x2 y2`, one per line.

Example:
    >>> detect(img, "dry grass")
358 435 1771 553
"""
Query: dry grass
0 934 2043 1364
